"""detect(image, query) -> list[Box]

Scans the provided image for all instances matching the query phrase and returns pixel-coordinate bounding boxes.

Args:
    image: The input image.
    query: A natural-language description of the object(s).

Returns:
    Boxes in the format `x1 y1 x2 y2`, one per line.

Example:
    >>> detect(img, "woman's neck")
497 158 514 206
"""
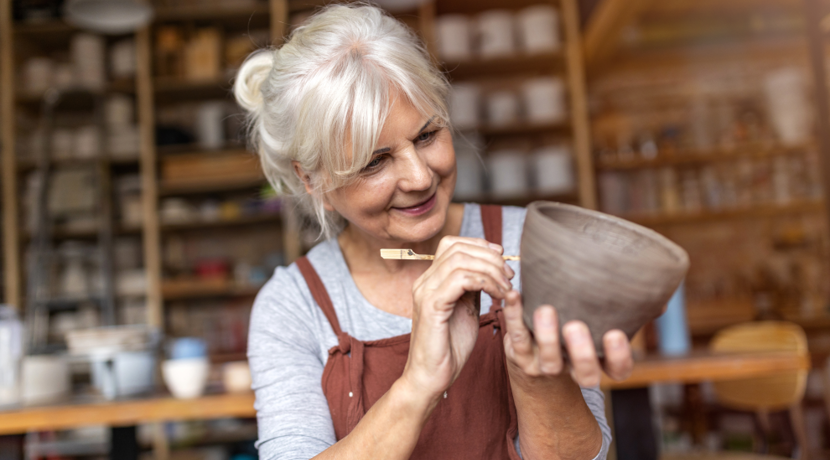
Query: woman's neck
337 203 465 276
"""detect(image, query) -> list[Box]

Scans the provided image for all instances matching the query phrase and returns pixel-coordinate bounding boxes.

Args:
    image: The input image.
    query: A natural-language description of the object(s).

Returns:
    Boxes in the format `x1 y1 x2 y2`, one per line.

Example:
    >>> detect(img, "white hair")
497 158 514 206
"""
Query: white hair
233 3 450 237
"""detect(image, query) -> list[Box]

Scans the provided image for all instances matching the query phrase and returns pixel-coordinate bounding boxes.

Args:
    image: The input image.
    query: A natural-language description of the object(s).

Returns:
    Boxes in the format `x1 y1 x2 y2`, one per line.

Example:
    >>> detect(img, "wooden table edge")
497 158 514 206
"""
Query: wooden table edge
600 351 811 390
0 392 256 435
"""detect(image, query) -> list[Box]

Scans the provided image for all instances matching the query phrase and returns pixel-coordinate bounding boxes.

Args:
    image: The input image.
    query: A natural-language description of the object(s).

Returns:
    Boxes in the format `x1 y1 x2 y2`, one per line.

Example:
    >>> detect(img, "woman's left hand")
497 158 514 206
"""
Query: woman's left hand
502 290 634 387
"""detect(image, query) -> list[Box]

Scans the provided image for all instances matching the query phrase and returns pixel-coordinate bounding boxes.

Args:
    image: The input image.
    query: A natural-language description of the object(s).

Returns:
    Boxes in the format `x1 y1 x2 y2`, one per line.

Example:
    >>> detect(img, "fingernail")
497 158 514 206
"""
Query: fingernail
564 323 589 344
610 333 626 349
505 264 515 278
488 243 502 252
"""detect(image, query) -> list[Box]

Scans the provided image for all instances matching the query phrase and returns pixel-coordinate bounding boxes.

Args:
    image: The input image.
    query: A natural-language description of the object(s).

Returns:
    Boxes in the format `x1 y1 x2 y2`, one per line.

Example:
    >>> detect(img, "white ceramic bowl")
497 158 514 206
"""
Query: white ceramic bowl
162 358 209 399
222 361 252 394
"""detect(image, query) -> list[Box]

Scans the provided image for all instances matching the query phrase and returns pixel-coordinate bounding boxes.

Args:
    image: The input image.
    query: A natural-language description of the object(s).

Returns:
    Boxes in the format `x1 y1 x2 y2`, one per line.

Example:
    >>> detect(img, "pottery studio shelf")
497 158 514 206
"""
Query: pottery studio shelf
442 51 566 81
161 278 263 301
160 213 281 232
621 199 825 227
595 143 817 170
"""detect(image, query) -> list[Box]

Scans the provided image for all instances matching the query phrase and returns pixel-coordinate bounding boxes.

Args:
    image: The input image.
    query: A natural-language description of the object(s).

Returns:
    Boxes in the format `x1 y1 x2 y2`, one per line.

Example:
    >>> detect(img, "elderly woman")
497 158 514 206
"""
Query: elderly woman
235 4 632 459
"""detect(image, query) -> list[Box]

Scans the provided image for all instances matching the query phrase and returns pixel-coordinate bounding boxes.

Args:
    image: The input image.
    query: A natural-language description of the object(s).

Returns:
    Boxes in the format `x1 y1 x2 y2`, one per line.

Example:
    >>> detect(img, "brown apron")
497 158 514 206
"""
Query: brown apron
296 205 520 459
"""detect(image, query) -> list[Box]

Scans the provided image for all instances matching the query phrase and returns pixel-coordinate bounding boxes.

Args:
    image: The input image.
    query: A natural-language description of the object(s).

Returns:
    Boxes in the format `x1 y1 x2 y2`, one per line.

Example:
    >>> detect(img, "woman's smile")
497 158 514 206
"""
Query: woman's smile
392 192 437 217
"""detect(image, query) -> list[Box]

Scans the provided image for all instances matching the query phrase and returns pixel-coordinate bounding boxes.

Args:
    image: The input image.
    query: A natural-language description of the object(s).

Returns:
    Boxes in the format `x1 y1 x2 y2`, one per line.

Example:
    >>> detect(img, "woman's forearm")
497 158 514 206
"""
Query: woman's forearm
313 377 439 459
508 366 603 460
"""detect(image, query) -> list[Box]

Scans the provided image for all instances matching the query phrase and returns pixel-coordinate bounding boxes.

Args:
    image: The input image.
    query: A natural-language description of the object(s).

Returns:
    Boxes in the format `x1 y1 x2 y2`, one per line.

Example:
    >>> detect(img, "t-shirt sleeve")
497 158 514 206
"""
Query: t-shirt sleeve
248 266 336 460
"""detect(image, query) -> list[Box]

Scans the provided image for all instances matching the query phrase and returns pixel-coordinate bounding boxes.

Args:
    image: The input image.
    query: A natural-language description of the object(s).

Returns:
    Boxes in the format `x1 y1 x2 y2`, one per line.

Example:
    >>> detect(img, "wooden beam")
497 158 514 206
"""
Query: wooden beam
136 27 163 330
803 0 830 234
584 0 652 70
561 0 597 210
0 0 21 310
270 0 288 45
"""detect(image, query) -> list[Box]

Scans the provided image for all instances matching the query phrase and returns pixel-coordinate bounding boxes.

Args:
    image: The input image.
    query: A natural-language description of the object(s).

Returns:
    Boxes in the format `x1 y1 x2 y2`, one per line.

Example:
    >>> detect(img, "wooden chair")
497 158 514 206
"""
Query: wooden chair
709 321 810 460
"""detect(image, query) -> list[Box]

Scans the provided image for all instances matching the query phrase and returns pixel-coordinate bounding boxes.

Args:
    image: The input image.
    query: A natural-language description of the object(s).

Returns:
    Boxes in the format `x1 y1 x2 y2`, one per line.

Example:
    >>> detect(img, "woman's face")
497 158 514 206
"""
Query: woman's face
323 97 457 244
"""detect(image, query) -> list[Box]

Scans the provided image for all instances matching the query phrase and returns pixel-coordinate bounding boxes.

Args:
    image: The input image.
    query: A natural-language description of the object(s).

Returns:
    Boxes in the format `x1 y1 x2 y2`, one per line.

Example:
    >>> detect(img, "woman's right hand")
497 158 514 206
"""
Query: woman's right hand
403 236 515 401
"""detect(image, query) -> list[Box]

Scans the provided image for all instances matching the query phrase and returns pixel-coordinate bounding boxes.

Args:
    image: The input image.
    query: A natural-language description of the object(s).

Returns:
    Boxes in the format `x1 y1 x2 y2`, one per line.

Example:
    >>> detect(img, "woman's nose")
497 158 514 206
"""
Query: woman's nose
398 146 433 192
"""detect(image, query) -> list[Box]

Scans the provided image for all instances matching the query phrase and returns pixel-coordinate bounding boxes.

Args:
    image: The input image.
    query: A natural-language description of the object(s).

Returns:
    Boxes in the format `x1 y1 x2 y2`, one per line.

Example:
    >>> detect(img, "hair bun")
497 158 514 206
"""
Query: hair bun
233 49 275 113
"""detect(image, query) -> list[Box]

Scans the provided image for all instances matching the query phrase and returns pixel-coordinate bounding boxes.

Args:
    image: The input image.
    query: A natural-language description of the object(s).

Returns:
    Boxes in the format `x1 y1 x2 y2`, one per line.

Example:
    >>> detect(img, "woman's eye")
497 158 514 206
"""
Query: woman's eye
363 155 385 172
416 130 438 143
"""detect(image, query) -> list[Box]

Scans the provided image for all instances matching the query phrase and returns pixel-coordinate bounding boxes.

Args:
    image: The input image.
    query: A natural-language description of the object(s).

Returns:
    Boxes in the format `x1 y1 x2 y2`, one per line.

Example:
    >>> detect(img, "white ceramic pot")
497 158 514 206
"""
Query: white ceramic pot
436 15 472 61
196 102 226 150
486 91 519 127
487 150 528 198
223 361 252 394
531 145 575 194
449 83 480 131
21 355 70 405
453 136 484 200
764 68 813 146
522 77 566 124
476 10 515 58
163 358 210 399
517 5 560 53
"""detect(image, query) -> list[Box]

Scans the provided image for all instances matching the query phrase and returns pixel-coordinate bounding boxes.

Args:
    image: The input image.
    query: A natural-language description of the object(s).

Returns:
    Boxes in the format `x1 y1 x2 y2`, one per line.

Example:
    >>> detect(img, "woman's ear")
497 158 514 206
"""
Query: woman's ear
292 161 336 212
292 161 314 196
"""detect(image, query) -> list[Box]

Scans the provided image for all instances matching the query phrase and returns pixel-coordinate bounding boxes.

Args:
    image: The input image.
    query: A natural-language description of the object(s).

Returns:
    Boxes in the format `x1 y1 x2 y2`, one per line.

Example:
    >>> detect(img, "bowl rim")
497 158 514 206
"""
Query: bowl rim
525 201 690 269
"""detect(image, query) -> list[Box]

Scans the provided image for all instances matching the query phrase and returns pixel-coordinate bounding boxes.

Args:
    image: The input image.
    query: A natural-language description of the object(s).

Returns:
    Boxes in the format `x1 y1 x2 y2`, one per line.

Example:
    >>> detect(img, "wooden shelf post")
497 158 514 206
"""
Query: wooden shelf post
561 0 597 210
136 26 164 330
0 0 21 310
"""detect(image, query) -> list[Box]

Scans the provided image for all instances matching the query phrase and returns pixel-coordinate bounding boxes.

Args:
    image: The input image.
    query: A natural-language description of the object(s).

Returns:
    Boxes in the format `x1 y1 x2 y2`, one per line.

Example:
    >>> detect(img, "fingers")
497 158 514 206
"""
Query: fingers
503 290 533 360
534 306 563 375
602 330 634 381
563 321 601 388
436 236 502 258
429 245 512 294
431 268 509 313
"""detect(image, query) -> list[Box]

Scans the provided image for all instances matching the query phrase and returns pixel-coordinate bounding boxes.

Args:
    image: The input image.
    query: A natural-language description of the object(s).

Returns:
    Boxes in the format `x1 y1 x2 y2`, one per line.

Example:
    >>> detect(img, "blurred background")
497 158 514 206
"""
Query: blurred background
0 0 829 459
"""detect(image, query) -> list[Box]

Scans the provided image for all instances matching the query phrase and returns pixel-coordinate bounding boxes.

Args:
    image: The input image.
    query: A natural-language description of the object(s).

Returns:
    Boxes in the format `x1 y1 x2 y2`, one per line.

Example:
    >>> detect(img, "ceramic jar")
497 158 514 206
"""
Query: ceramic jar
520 202 689 356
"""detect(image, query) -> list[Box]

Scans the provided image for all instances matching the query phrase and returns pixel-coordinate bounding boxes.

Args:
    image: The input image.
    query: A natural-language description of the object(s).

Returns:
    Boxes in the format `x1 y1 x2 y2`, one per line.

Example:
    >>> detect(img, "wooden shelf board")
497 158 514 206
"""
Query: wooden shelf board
442 51 565 81
621 200 825 226
154 2 269 21
0 392 255 435
161 213 281 232
158 177 267 196
595 143 815 170
157 143 247 156
161 278 262 300
13 20 75 35
435 0 561 15
210 352 248 364
475 121 571 137
455 192 578 208
153 76 231 91
21 226 142 242
17 156 139 172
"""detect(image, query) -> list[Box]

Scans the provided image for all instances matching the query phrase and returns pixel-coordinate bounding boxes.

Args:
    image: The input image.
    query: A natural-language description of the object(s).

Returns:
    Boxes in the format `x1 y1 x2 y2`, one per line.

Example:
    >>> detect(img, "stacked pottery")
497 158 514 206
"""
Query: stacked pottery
520 202 689 356
162 338 209 399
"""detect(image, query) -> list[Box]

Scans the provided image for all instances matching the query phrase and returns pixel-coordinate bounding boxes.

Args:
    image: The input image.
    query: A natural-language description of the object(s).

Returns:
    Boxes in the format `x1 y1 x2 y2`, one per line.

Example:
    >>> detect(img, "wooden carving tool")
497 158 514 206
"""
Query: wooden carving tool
380 249 520 261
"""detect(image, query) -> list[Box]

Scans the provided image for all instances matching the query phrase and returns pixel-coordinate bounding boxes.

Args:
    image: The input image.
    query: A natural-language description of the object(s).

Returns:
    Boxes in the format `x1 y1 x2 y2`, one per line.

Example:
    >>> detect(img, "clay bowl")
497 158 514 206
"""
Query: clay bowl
520 201 690 357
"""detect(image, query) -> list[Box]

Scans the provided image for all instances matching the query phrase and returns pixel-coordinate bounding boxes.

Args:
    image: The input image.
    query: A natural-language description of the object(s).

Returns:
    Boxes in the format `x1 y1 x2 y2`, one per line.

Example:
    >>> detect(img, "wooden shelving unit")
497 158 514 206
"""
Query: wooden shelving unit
624 199 825 227
427 0 596 209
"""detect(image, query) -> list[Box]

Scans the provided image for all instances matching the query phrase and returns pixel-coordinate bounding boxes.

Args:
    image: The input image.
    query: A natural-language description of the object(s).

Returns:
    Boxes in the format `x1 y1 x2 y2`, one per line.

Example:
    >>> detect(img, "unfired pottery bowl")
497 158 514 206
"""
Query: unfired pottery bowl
520 201 690 357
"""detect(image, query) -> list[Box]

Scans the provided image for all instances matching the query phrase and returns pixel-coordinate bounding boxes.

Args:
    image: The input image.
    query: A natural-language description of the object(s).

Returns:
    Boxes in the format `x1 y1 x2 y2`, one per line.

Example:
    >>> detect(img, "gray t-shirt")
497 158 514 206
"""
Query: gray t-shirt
248 203 612 459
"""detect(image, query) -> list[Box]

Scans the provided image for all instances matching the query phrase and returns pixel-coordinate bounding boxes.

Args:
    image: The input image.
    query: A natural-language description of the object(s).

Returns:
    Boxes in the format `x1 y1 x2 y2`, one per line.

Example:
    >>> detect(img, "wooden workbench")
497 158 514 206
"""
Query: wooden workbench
0 351 808 436
0 392 255 435
602 350 811 389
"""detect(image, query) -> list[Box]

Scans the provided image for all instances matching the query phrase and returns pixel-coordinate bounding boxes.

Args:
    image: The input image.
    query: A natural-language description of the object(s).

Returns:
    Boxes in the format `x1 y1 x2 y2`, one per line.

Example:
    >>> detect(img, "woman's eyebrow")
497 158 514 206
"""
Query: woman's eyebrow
371 117 436 155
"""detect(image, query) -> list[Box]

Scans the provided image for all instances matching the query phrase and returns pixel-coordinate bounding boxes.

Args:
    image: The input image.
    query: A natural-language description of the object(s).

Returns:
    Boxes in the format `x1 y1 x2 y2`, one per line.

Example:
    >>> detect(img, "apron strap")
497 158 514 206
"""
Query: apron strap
296 256 344 337
480 204 503 246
